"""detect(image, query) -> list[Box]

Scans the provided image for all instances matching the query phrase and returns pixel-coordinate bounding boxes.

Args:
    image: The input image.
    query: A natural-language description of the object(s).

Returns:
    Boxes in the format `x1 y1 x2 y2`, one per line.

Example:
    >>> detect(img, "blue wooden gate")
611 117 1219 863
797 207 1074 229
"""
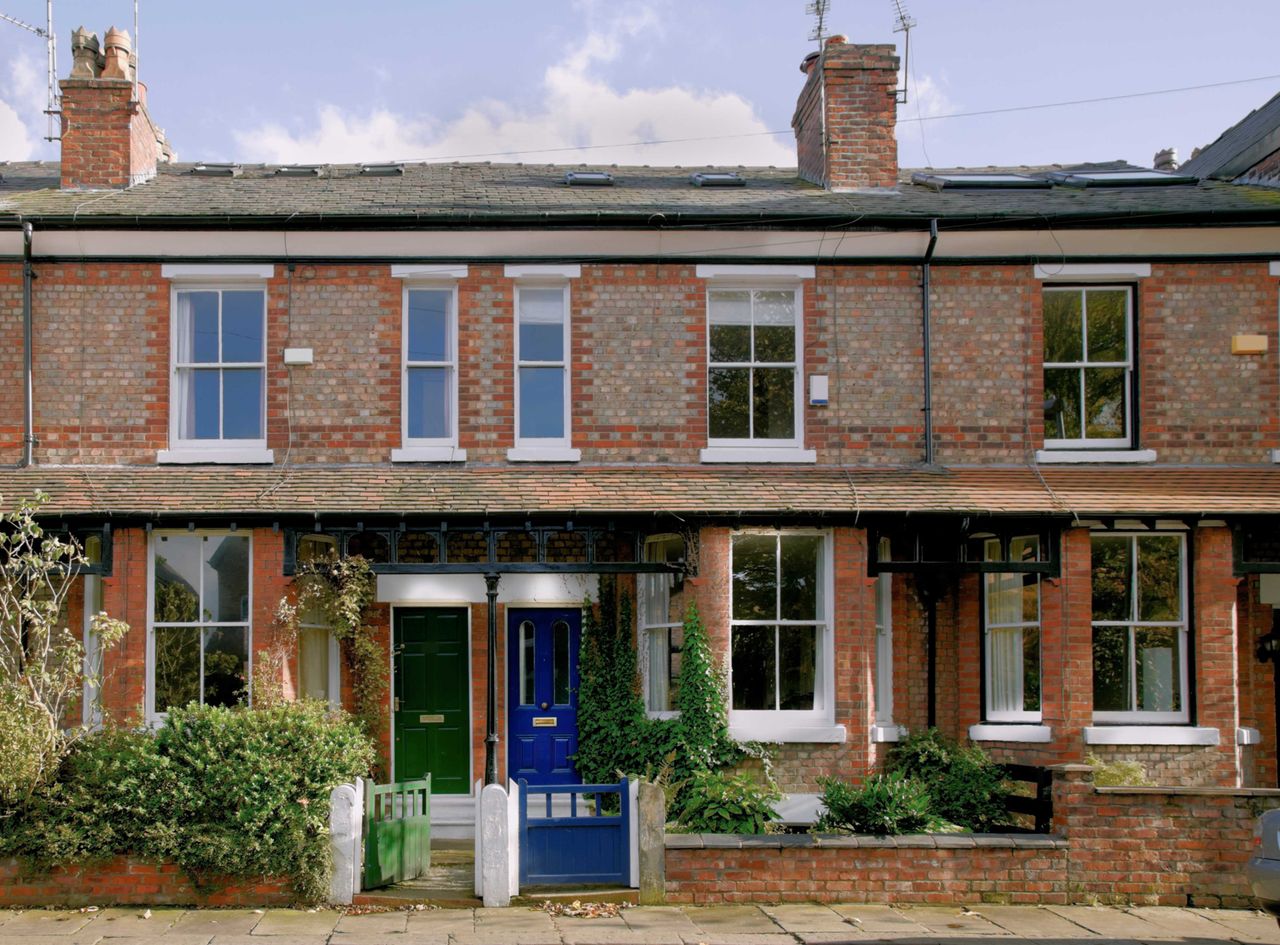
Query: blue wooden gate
518 778 630 886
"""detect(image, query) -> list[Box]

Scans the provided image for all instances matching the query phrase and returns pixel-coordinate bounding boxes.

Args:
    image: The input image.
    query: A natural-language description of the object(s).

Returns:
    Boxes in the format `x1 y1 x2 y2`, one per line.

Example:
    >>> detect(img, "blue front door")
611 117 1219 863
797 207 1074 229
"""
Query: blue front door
508 608 581 785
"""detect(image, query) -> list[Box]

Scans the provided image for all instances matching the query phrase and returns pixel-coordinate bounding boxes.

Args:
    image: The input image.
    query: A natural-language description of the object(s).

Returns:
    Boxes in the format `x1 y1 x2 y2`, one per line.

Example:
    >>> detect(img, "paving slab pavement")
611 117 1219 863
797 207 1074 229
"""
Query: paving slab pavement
680 905 783 933
331 914 407 938
93 908 186 937
1043 906 1167 939
165 915 263 938
828 904 932 935
0 911 99 936
895 907 1009 936
966 905 1096 938
1191 909 1280 942
760 905 854 934
248 913 340 938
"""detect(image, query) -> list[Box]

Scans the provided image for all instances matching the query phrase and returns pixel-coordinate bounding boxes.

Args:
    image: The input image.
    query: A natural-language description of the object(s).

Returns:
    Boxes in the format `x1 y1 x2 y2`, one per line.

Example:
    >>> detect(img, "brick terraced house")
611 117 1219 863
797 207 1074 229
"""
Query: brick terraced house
5 29 1280 834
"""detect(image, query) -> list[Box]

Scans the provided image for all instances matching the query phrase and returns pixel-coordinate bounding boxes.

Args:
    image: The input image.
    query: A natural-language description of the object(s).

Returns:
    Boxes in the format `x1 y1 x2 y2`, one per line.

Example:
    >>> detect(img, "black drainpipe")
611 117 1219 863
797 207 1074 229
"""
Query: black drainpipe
21 220 35 467
921 219 938 465
917 570 948 729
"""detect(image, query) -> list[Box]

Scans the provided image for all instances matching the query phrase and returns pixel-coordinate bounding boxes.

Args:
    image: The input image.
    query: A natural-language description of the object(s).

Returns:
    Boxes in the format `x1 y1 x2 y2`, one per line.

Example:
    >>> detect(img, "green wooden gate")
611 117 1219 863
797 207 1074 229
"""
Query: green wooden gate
363 777 431 889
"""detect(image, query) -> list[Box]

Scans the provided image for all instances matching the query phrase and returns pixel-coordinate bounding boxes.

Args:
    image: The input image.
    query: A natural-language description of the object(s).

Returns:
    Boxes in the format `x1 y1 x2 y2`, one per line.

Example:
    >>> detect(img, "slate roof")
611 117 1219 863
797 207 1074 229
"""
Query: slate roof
1182 90 1280 185
3 465 1278 519
2 160 1279 228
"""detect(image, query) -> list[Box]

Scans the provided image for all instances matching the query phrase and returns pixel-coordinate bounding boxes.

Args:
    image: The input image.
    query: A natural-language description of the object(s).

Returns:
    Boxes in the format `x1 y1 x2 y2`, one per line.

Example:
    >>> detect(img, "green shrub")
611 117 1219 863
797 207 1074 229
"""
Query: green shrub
0 702 374 903
886 728 1010 831
815 771 937 835
671 769 780 834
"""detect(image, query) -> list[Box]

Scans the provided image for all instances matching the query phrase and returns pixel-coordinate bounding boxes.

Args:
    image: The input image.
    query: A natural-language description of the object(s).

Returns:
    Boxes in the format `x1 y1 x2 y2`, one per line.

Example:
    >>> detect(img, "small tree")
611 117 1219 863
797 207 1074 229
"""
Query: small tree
0 491 128 806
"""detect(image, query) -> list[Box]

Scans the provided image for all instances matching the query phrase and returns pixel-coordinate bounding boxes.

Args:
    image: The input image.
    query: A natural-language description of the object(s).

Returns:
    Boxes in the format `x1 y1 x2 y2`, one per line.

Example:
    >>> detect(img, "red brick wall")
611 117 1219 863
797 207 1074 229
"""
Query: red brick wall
0 262 21 463
0 857 294 907
58 78 161 189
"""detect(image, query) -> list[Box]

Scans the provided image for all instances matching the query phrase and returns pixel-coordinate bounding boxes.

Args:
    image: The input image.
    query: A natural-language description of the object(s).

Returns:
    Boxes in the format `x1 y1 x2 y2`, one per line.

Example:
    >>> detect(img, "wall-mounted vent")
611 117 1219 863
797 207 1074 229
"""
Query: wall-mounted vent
360 162 405 176
690 171 745 187
190 163 242 177
911 172 1049 190
564 171 614 186
274 164 324 177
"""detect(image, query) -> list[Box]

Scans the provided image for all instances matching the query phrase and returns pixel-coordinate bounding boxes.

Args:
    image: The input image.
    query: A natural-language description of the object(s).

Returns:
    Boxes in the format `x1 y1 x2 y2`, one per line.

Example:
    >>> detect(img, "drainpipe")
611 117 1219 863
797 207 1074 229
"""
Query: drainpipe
21 220 35 467
484 572 500 785
921 219 938 465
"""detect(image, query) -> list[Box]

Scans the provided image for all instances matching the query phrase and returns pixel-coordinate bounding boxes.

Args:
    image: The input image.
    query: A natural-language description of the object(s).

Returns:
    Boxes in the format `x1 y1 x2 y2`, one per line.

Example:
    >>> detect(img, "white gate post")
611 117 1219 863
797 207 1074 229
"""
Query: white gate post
329 778 363 904
479 781 512 907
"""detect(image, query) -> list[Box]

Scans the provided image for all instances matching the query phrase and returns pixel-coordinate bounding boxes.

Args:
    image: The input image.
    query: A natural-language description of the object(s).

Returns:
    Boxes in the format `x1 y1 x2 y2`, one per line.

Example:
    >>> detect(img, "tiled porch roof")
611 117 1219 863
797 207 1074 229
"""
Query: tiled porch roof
3 465 1280 519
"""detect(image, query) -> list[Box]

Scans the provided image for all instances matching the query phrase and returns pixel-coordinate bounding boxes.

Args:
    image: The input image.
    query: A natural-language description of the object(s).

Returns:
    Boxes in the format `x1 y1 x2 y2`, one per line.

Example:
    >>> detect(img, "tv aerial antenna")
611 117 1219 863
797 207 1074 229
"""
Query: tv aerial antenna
0 0 60 140
891 0 915 103
806 0 832 48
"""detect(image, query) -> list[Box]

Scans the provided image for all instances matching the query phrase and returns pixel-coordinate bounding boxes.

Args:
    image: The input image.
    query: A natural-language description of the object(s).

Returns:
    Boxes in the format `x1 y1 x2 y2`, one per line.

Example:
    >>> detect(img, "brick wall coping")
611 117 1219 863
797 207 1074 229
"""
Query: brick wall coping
1093 785 1280 797
665 832 1067 850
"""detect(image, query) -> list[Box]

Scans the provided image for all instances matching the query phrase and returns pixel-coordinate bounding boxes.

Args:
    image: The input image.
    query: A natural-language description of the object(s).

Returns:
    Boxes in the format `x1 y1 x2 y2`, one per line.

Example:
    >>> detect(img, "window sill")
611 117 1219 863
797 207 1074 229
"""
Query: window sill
1239 726 1262 746
157 447 274 465
969 723 1052 744
1083 725 1219 746
646 710 680 721
1035 449 1157 464
727 722 846 744
872 724 905 743
700 447 817 464
391 446 468 463
1269 449 1280 465
506 447 581 462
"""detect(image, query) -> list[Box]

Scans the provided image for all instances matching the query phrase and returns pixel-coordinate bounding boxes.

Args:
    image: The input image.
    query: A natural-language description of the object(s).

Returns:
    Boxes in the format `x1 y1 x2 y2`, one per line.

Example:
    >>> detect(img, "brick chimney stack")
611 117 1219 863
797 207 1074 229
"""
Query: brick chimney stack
792 36 900 191
58 26 172 189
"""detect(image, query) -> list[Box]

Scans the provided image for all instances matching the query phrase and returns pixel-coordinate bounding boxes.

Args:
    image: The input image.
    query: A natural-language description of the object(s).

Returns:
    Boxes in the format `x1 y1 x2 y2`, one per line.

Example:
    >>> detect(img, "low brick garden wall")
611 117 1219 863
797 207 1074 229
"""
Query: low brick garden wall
662 765 1280 906
0 856 297 907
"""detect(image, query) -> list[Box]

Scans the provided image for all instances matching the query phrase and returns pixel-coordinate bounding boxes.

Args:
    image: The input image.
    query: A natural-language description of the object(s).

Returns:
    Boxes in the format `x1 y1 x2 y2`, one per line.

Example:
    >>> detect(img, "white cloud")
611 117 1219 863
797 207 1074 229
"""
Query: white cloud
0 53 46 161
233 8 793 167
896 72 955 133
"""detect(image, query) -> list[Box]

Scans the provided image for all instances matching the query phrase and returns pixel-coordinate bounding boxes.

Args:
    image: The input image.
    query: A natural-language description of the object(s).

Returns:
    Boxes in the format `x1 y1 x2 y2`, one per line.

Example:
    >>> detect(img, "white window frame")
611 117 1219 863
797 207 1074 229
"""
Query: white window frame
727 529 842 743
982 536 1043 724
507 268 579 461
296 533 341 707
159 265 273 464
392 280 466 462
146 529 253 723
640 534 684 719
1042 284 1135 451
1091 531 1189 725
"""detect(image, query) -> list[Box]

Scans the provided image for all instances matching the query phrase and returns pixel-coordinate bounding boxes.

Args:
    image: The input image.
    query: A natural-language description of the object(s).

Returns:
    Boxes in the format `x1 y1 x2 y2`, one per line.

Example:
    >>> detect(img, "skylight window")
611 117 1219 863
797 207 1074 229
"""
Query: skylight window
360 162 404 176
274 164 323 177
190 163 242 177
690 171 746 187
564 171 614 186
912 172 1049 190
1047 169 1197 187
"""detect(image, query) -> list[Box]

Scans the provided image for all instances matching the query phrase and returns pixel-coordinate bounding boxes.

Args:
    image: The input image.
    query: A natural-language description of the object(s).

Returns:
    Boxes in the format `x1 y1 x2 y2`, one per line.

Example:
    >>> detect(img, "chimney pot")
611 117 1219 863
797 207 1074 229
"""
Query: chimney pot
1153 146 1179 172
101 26 132 81
69 26 101 78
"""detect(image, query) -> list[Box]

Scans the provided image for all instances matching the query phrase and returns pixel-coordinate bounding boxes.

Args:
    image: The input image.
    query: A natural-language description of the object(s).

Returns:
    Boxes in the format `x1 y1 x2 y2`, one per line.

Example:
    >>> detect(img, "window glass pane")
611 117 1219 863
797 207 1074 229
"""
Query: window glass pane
1091 536 1132 621
519 367 565 439
1043 290 1082 362
520 620 535 706
1135 626 1180 712
221 291 264 362
297 534 338 566
1138 535 1182 621
1085 290 1128 362
190 369 221 440
732 626 775 710
985 572 1021 625
407 290 449 362
753 368 795 439
779 626 816 710
203 626 248 707
988 626 1021 714
732 535 777 619
1009 535 1040 563
1022 627 1041 711
753 291 795 362
347 531 391 563
222 368 263 439
204 535 249 623
1020 572 1040 623
1084 367 1126 439
709 291 751 363
154 535 201 621
647 627 673 711
186 292 220 363
154 627 200 712
396 531 439 564
1043 368 1081 439
518 288 565 361
982 537 1003 563
1091 625 1130 711
407 367 449 439
593 531 638 563
553 620 571 706
299 627 331 702
709 368 749 438
779 535 820 620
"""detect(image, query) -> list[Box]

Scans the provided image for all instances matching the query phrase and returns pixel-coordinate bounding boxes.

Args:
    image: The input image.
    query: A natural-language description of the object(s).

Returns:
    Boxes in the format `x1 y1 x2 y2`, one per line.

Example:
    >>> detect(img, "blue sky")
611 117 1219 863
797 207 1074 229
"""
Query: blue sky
2 0 1278 171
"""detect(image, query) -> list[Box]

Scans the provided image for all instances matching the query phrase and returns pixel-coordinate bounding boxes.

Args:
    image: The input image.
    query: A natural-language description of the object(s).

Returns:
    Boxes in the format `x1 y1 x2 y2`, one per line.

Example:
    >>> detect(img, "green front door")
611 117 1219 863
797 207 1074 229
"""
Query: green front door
393 608 470 793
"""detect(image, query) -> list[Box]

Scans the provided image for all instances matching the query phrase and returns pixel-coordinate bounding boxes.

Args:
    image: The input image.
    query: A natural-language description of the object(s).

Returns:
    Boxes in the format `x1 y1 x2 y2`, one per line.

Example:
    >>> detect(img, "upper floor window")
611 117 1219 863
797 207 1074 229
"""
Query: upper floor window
1091 532 1187 723
982 535 1042 722
708 288 801 446
1043 286 1133 449
149 531 251 719
160 265 274 464
505 265 581 462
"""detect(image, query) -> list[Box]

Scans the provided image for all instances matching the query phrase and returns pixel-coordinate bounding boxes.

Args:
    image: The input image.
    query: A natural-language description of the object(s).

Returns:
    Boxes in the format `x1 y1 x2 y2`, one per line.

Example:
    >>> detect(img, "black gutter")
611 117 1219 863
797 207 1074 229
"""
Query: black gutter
20 220 34 467
921 219 938 466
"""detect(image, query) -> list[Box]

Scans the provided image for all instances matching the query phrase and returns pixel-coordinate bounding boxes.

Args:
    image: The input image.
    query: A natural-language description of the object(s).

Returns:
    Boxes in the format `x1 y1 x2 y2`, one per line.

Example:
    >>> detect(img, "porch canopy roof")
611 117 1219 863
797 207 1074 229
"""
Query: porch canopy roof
3 464 1280 520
